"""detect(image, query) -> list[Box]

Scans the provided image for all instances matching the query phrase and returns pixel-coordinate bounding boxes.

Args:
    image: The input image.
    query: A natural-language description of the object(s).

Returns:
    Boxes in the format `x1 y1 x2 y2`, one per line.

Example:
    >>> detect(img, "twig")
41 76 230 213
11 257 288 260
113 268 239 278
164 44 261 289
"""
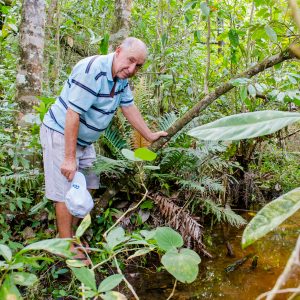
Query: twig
113 256 139 300
262 235 300 300
256 288 300 300
103 166 148 239
166 279 177 300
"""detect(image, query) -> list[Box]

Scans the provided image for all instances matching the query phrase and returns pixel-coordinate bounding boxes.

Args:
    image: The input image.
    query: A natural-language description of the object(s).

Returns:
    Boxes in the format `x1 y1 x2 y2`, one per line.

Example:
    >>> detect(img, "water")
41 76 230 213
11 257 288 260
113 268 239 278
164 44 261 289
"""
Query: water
129 211 300 300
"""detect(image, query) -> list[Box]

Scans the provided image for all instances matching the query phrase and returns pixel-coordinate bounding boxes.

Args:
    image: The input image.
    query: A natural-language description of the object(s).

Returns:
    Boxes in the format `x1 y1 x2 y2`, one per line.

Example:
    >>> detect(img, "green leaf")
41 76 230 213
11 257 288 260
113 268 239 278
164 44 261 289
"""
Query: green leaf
71 267 97 291
127 248 152 260
194 30 201 43
228 29 239 47
161 33 168 47
161 248 201 283
187 111 300 141
0 244 12 262
242 187 300 249
134 148 157 161
264 25 277 42
0 276 22 300
100 291 127 300
121 149 142 162
76 214 91 238
231 77 250 86
140 230 156 240
100 33 109 55
98 274 124 293
248 84 256 98
21 238 73 258
154 227 183 251
106 227 129 250
66 259 87 268
12 272 38 287
200 2 210 17
277 92 285 102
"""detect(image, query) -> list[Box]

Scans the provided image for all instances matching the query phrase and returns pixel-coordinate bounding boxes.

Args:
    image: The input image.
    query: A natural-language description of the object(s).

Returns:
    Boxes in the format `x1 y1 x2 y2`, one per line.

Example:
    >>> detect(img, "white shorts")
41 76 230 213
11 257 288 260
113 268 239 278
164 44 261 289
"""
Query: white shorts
40 124 99 202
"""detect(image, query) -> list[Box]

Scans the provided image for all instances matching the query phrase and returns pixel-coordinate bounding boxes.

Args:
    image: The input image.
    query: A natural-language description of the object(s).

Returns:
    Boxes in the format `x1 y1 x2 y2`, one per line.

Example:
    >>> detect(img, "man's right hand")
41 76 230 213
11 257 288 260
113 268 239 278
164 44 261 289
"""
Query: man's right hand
61 158 77 181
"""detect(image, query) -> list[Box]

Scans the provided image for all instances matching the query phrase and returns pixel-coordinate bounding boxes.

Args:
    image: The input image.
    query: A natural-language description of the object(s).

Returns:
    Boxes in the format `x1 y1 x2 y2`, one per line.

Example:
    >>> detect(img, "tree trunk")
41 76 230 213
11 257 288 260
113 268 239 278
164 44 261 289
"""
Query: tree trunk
109 0 133 51
16 0 46 114
151 48 295 151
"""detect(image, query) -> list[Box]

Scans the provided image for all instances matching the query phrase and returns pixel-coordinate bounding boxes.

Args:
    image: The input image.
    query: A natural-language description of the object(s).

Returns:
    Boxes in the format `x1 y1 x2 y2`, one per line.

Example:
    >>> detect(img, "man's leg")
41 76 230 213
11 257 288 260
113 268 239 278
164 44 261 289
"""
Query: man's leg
55 202 73 238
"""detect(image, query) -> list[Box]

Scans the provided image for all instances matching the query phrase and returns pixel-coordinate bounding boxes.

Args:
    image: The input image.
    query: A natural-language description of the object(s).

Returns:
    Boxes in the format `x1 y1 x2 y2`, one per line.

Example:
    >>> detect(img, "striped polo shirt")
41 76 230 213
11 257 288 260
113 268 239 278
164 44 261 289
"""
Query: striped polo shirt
43 53 134 146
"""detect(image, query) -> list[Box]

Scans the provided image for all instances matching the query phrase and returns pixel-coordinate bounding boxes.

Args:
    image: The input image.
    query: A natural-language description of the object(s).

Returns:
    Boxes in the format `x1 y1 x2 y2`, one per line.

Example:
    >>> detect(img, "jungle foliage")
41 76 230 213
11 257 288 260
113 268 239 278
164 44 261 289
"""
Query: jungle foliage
0 0 299 299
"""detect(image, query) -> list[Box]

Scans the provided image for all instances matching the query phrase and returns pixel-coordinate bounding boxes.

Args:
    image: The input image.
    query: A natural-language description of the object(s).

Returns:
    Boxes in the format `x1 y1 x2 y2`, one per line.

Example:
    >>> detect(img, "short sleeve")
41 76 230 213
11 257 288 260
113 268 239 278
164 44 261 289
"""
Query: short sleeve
67 73 99 114
120 82 134 107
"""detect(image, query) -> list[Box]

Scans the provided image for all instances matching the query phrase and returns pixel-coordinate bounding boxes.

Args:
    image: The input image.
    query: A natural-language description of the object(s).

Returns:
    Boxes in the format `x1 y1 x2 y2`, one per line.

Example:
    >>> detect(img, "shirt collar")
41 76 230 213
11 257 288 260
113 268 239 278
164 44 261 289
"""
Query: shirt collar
105 52 115 82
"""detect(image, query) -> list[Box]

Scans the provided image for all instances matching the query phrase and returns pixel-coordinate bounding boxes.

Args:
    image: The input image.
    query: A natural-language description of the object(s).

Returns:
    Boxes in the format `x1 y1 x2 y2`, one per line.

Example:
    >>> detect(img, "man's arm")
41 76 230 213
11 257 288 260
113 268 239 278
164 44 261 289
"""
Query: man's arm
60 108 80 181
121 104 168 142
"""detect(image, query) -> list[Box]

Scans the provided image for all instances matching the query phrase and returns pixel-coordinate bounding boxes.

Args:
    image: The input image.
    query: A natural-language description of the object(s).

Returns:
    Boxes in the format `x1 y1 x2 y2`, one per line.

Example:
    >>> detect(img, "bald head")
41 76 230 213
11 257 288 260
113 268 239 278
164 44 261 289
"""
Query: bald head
120 37 148 57
112 37 148 79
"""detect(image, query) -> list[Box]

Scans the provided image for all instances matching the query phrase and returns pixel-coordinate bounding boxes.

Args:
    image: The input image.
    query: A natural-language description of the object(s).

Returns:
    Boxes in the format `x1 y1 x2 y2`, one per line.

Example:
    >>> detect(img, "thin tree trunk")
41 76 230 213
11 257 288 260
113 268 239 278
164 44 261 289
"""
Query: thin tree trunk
109 0 133 51
204 0 211 95
16 0 46 114
151 47 295 151
43 0 58 94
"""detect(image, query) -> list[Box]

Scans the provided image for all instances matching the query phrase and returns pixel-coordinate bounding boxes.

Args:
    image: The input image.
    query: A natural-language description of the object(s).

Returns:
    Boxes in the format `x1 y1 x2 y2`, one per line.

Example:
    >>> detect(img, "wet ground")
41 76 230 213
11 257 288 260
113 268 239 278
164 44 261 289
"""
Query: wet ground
128 211 300 300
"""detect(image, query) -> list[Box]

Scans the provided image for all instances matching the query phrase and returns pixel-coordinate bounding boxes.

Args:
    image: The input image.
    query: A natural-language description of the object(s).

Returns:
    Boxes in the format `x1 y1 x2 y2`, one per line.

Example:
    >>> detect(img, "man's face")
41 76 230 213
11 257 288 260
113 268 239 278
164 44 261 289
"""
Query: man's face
112 46 146 79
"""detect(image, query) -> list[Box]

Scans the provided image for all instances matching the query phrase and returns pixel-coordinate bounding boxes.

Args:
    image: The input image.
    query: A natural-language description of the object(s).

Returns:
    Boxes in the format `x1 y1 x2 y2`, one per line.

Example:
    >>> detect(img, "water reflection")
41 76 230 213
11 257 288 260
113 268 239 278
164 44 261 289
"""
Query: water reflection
129 211 300 300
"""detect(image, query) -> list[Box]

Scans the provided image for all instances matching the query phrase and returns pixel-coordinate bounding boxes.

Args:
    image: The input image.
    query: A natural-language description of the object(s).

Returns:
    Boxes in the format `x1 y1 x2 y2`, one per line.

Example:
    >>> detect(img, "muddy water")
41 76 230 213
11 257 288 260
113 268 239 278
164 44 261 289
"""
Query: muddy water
130 211 300 300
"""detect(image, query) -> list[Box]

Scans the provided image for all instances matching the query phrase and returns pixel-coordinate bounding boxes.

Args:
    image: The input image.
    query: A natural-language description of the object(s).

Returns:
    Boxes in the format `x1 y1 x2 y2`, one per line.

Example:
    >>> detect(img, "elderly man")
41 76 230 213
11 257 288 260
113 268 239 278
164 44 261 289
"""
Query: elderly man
40 37 167 260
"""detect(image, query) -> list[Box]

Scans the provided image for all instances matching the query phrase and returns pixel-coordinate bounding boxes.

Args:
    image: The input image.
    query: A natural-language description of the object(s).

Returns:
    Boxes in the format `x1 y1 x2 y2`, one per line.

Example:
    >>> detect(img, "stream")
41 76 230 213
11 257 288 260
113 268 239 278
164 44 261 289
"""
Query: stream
128 211 300 300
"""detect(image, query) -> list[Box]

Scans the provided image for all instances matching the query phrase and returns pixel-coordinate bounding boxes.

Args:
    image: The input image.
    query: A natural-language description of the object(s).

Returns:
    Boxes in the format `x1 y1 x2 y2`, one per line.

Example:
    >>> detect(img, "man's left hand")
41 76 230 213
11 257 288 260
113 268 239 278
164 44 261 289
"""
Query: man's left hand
148 131 168 143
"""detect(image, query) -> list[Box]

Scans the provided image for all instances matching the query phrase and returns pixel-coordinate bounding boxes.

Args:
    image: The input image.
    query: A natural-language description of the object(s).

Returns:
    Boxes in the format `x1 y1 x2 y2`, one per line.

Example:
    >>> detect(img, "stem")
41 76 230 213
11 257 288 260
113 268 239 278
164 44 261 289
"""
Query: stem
103 165 148 239
113 256 139 300
166 279 177 300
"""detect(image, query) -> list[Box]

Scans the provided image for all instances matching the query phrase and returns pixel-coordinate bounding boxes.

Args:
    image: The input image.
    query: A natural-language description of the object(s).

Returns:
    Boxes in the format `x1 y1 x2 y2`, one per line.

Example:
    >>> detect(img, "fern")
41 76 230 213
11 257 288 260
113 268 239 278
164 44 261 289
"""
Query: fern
101 125 128 159
202 198 247 227
158 112 178 131
178 179 205 192
92 155 129 177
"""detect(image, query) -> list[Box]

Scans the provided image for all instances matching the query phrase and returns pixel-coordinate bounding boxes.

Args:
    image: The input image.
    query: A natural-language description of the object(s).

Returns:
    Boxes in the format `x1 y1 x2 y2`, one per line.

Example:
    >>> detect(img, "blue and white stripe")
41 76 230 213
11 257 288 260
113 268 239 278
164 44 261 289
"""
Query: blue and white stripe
43 53 134 146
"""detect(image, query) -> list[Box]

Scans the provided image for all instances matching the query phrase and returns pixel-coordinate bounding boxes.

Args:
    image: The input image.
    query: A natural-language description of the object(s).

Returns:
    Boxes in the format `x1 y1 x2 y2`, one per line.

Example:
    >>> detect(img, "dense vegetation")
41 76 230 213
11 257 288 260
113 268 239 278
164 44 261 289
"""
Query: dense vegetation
0 0 299 299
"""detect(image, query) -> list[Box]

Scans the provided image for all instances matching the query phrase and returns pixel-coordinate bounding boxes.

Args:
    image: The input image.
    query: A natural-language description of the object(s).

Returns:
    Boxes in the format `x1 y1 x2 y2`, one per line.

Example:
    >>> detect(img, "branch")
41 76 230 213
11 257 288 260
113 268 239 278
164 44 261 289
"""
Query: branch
151 47 295 151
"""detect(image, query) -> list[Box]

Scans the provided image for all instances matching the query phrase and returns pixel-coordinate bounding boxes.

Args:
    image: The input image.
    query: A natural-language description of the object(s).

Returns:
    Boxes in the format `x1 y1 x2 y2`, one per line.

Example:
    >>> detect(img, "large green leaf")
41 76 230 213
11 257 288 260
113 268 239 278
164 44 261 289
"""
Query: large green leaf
76 214 91 238
0 244 12 262
106 227 129 250
242 187 300 249
71 267 97 291
188 111 300 141
12 272 38 286
98 274 124 293
0 276 22 300
21 238 73 258
101 291 127 300
161 248 201 283
154 227 183 251
134 148 157 161
121 149 142 162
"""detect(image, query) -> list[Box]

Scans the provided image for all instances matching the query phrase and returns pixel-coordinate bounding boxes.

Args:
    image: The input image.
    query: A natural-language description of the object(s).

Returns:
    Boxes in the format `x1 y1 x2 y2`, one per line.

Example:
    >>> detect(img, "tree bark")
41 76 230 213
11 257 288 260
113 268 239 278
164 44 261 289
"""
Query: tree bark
151 48 295 151
109 0 132 50
16 0 46 113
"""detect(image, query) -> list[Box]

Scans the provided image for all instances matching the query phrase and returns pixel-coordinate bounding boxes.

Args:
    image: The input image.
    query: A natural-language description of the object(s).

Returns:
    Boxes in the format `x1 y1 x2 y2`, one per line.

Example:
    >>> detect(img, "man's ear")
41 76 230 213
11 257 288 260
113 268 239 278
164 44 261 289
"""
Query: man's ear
115 46 121 55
